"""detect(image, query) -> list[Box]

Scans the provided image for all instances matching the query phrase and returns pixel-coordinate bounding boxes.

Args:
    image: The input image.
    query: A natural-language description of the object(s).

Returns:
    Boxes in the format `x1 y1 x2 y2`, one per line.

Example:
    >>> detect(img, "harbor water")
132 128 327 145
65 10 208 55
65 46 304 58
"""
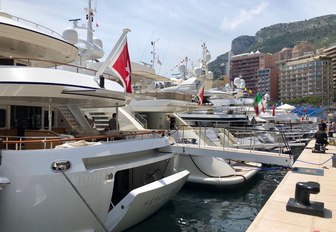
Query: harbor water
126 168 288 232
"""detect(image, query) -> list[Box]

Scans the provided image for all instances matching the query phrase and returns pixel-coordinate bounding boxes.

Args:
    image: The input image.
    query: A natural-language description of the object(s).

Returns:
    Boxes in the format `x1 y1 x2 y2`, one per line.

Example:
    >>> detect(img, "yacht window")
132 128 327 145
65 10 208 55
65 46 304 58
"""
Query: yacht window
0 109 6 128
0 58 14 66
10 106 42 135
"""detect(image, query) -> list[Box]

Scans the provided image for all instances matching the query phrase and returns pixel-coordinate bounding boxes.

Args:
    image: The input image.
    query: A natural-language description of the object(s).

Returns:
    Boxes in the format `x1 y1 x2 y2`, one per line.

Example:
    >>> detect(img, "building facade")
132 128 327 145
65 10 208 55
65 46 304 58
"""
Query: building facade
257 67 278 101
278 55 332 106
230 52 278 101
323 45 336 101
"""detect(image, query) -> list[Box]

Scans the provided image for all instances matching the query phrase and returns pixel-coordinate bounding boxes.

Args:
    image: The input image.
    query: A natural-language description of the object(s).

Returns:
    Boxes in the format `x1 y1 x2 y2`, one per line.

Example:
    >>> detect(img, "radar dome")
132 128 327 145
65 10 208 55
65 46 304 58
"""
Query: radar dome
93 38 103 49
205 52 211 62
239 79 245 89
264 93 270 101
233 77 241 87
194 67 202 77
62 29 78 44
207 71 213 79
178 64 186 73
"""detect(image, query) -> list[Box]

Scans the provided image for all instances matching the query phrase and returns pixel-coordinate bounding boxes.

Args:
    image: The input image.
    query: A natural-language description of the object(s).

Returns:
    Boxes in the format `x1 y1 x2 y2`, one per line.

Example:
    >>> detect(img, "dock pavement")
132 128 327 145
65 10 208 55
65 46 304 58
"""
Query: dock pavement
247 139 336 232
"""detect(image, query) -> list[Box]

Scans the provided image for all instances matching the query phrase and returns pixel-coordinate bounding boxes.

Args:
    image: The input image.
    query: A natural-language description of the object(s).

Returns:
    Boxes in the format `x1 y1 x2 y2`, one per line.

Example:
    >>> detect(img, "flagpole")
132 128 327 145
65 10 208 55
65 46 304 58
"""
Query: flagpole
94 28 131 82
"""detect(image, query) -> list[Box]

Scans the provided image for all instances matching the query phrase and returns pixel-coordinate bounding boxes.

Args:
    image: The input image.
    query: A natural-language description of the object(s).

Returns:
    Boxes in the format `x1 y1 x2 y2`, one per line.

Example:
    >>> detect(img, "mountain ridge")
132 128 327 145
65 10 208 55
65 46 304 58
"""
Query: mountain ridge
209 14 336 79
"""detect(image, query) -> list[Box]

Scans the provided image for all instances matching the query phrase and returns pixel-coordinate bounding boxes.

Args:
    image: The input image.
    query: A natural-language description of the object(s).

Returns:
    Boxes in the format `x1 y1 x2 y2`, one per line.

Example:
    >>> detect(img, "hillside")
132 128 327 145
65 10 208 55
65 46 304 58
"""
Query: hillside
210 14 336 79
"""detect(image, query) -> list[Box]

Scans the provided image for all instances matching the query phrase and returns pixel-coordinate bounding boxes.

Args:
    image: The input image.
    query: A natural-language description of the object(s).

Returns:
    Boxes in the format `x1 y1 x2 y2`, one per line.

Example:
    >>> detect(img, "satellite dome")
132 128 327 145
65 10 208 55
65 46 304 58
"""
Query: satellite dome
178 64 186 73
207 71 213 79
205 52 211 62
194 67 202 77
233 77 241 87
264 93 270 101
239 79 245 89
93 38 103 49
62 29 78 44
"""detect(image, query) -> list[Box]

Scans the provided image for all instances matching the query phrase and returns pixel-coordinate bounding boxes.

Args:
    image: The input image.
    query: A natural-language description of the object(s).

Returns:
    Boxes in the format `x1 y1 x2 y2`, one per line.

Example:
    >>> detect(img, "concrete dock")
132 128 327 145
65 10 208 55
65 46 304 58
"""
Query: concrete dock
247 140 336 232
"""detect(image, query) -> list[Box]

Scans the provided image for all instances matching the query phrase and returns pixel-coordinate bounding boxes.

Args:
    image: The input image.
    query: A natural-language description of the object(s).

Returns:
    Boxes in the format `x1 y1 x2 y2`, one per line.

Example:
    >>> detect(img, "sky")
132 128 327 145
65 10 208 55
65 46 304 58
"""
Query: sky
2 0 336 78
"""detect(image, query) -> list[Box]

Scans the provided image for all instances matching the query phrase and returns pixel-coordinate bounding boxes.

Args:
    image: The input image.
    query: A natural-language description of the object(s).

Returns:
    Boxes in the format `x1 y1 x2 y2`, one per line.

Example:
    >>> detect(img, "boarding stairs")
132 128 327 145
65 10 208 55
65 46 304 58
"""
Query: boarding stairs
58 104 98 135
58 104 82 132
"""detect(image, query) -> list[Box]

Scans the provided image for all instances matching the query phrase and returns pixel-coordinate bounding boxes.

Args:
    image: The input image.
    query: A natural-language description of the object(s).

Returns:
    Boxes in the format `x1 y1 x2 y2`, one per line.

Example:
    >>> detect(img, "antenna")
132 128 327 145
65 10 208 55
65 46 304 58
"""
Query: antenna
150 39 159 69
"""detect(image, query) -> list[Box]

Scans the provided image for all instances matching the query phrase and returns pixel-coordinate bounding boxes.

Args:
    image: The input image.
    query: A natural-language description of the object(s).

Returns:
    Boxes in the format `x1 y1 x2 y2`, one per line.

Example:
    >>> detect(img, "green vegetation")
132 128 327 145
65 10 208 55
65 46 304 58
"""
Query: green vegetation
209 14 336 79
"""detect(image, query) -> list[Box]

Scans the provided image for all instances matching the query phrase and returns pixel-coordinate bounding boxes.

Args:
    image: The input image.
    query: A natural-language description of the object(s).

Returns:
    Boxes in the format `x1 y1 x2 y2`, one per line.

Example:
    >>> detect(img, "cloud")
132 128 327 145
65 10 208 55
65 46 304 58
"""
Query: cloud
220 1 269 31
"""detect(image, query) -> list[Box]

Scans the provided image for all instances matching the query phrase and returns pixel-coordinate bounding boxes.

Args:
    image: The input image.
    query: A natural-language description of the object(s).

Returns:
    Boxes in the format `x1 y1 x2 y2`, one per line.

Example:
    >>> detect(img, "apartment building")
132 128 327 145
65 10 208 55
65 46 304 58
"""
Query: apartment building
230 52 278 101
278 55 332 106
323 45 336 99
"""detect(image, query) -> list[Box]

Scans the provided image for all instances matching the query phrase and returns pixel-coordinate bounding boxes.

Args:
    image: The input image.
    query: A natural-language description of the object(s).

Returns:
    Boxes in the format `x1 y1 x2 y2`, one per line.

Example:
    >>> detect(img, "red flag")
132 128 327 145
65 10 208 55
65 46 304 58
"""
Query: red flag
111 40 132 93
261 103 265 113
197 84 204 105
253 92 262 116
254 105 259 116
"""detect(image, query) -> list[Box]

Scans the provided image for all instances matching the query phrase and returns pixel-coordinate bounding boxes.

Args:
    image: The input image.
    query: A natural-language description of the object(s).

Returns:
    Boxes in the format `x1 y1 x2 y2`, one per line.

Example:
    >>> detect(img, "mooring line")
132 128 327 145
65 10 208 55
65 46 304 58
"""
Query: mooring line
59 170 109 232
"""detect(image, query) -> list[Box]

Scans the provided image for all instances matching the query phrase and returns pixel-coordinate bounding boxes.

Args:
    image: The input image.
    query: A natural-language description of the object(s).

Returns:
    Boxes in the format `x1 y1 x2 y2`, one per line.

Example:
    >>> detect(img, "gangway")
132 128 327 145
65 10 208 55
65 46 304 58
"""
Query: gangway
160 143 294 167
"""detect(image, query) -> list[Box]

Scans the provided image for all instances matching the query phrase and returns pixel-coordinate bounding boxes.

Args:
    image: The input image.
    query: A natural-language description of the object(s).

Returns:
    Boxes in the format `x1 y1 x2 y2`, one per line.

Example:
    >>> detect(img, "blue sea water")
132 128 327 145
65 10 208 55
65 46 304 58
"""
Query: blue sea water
126 168 288 232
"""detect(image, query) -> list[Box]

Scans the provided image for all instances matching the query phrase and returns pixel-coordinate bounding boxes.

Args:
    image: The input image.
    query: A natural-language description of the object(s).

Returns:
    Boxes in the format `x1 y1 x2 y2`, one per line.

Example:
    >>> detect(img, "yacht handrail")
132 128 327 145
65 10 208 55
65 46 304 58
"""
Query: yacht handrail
0 57 118 81
0 12 63 38
0 130 166 150
171 124 303 154
134 113 148 129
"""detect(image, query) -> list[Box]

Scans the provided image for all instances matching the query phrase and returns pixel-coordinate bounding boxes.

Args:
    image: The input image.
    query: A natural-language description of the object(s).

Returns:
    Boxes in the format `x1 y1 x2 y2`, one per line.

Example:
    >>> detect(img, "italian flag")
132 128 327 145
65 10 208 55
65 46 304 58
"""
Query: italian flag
254 92 262 116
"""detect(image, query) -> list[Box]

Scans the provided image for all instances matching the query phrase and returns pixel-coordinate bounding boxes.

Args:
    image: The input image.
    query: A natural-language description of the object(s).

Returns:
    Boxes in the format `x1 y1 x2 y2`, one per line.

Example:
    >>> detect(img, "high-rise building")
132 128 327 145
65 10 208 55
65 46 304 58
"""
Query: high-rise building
230 52 278 101
323 44 336 101
278 54 332 106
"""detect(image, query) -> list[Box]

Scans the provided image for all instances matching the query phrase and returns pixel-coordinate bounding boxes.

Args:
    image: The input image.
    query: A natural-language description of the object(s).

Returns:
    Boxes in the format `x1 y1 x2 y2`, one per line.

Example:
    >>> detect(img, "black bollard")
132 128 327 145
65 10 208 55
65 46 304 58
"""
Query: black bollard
286 181 324 217
294 181 320 206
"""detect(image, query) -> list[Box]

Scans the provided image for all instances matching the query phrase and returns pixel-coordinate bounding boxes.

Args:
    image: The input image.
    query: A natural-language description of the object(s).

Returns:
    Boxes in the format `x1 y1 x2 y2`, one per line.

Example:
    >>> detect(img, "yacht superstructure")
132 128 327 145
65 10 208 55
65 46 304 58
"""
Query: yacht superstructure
0 2 189 231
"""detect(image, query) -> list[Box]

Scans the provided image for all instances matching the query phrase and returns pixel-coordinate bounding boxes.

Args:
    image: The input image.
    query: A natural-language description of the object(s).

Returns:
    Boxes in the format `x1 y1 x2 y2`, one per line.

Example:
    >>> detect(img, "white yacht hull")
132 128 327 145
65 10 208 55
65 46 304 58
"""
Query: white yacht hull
106 170 189 232
0 137 189 232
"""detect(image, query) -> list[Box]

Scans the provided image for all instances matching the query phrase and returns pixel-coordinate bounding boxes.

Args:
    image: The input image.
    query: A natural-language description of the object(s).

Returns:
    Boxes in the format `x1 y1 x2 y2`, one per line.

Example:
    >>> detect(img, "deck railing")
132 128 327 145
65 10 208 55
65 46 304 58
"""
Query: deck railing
172 124 306 155
0 12 62 38
0 130 166 151
0 57 119 82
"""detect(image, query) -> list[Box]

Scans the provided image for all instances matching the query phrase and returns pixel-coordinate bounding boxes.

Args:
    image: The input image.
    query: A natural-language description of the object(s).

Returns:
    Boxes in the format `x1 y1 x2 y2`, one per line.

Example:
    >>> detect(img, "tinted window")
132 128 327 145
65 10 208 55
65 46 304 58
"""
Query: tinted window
0 109 6 128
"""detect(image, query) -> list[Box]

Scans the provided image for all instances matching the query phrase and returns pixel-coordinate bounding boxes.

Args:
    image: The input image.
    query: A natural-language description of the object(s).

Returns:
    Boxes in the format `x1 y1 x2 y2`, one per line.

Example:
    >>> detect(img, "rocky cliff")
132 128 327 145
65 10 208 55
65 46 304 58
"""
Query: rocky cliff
231 14 336 55
210 14 336 79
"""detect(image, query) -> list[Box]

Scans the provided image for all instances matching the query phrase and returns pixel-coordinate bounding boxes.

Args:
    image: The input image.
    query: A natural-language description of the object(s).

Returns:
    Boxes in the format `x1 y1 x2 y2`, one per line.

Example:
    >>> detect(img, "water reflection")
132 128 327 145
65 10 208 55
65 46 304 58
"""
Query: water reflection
126 169 287 232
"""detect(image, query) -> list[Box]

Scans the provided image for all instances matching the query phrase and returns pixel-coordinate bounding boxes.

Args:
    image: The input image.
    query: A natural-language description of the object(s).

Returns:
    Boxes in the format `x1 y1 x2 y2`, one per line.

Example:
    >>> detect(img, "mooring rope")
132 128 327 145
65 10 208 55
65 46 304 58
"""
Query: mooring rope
59 169 109 232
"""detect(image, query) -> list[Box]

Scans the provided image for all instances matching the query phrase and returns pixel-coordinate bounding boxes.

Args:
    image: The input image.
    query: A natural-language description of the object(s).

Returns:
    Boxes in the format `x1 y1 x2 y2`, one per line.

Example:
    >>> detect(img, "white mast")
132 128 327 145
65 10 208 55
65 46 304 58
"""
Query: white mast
150 39 159 69
86 0 94 44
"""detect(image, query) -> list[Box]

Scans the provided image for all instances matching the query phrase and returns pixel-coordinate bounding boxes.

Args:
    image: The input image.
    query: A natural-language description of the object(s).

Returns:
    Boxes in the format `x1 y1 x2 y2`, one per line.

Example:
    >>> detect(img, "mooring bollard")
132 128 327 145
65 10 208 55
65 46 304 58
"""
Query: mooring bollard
286 181 324 217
